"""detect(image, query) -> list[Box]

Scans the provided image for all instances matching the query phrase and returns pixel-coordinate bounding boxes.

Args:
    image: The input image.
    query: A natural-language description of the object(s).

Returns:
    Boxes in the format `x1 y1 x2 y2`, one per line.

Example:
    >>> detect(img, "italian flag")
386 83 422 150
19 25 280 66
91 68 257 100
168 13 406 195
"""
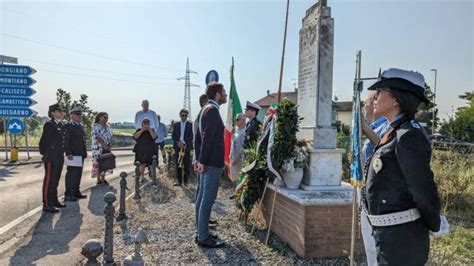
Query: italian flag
224 58 243 176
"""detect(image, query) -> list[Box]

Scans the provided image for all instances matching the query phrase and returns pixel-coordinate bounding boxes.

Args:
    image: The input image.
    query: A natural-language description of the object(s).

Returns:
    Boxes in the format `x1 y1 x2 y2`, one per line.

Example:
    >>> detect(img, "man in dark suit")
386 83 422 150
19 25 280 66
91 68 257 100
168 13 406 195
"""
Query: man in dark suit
172 109 193 186
39 103 66 213
195 82 227 248
64 106 88 201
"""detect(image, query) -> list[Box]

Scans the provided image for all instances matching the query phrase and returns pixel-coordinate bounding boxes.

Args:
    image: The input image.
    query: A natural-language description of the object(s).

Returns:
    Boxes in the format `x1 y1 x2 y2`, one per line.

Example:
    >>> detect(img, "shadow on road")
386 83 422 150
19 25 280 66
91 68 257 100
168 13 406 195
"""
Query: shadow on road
88 184 117 216
10 201 83 265
0 165 21 182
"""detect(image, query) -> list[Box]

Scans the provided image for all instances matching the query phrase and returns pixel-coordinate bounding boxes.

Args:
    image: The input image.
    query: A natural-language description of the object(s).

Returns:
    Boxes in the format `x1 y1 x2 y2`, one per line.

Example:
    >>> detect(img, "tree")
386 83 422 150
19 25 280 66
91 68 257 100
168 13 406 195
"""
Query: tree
439 91 474 142
415 84 438 134
56 88 97 140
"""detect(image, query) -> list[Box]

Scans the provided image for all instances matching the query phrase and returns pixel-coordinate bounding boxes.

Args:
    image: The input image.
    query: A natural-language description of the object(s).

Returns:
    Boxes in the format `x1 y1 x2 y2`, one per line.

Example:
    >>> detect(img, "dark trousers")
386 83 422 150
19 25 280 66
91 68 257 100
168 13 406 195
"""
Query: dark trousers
175 148 191 184
65 166 84 197
42 161 63 207
374 219 430 266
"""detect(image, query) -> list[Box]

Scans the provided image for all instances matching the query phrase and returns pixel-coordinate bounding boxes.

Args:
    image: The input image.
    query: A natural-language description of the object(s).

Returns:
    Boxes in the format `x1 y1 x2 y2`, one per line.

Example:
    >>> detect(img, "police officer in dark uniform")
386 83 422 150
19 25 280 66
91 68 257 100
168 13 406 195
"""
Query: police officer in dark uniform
363 68 442 265
64 106 88 201
243 101 261 149
39 104 66 213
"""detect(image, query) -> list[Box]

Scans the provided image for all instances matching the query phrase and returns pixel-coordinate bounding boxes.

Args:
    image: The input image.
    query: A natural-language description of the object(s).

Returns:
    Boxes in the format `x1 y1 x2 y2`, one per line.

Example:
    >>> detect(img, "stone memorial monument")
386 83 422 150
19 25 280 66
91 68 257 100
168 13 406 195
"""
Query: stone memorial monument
297 0 346 190
263 1 363 258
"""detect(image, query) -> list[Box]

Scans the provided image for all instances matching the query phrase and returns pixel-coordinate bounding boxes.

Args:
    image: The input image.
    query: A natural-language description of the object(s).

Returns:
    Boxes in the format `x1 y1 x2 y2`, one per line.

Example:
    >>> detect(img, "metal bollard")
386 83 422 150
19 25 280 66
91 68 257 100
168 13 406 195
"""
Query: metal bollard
116 172 129 222
151 155 158 185
118 219 131 244
81 239 103 266
134 161 141 203
103 192 116 265
124 228 149 266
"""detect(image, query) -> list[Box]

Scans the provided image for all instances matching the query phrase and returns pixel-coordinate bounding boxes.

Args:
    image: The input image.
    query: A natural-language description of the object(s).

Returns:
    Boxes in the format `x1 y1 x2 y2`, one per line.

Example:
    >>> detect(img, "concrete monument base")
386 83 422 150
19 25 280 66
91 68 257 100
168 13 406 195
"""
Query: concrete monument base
262 184 364 258
302 148 345 190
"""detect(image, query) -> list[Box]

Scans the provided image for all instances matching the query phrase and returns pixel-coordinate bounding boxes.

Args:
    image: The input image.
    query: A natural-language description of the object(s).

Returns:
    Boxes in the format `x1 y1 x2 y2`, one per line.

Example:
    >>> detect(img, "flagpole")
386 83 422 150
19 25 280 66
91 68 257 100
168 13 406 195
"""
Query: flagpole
264 0 290 246
277 0 290 104
350 50 362 266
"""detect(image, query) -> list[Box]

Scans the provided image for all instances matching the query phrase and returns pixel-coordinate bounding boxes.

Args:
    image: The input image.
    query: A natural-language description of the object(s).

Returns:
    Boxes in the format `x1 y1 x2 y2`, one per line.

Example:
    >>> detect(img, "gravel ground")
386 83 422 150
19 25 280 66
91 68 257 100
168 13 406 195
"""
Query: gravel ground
112 170 354 265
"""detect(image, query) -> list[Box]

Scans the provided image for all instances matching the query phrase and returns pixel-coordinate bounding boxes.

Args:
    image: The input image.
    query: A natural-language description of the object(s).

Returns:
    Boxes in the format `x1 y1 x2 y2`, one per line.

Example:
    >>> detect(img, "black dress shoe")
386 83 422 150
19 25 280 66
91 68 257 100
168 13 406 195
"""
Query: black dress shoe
195 233 218 243
52 202 66 208
43 205 60 213
64 196 78 201
74 194 87 199
198 237 225 248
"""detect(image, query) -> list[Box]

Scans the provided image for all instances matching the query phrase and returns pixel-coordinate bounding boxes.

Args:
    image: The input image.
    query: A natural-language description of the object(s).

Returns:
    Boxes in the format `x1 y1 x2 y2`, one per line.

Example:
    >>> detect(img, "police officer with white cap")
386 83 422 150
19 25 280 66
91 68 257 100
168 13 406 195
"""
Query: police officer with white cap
243 101 261 149
363 68 444 265
39 103 67 213
64 106 88 201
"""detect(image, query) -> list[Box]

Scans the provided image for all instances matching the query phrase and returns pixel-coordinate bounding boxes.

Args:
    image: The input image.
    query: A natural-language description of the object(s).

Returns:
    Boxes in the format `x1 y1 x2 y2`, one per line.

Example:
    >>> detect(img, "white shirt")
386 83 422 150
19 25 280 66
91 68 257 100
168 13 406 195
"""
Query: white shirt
134 110 159 130
180 121 186 144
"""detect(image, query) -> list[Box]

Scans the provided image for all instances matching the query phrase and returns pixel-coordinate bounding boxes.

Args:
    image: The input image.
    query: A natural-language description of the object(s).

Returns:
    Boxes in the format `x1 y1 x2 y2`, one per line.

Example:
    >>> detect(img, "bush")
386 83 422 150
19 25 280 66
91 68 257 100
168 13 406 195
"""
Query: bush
337 131 351 182
431 149 474 217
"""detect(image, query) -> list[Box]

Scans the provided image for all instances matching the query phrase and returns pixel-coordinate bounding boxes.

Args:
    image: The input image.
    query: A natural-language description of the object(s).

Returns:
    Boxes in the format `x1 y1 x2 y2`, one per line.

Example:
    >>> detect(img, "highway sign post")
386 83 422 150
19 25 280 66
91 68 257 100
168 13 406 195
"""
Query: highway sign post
0 57 36 160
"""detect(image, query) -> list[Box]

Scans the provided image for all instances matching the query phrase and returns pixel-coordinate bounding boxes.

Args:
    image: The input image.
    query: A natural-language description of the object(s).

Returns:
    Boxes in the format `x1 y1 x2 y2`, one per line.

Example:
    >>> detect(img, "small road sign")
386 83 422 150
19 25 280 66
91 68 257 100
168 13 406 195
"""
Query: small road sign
0 97 37 107
205 70 219 85
7 118 24 135
0 107 36 118
0 65 37 76
0 76 36 86
0 87 36 97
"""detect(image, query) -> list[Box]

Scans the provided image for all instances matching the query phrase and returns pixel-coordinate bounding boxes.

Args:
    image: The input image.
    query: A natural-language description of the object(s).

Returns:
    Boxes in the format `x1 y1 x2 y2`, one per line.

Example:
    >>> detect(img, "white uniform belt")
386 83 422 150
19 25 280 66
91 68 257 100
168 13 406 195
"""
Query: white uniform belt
367 208 421 227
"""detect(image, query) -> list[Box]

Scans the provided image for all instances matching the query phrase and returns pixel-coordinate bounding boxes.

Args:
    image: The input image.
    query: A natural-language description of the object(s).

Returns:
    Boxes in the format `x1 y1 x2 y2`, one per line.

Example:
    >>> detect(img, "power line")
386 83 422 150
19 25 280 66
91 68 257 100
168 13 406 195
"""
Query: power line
0 32 182 71
22 57 178 81
0 7 167 57
0 7 130 45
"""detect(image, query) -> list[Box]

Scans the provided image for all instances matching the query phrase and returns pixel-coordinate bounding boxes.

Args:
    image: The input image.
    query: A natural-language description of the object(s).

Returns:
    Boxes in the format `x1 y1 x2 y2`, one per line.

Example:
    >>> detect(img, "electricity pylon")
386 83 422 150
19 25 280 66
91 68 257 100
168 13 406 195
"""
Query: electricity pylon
177 57 200 120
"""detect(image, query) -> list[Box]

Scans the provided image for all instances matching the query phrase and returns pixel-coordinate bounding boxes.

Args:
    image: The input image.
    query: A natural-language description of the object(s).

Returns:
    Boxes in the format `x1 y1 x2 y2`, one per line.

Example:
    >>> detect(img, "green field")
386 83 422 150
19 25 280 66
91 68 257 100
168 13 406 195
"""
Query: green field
111 128 136 136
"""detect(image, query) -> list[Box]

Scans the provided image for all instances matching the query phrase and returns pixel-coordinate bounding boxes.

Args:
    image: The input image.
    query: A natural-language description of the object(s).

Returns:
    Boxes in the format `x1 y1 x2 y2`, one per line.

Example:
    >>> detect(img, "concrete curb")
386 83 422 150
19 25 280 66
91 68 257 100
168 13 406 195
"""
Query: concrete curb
0 153 134 167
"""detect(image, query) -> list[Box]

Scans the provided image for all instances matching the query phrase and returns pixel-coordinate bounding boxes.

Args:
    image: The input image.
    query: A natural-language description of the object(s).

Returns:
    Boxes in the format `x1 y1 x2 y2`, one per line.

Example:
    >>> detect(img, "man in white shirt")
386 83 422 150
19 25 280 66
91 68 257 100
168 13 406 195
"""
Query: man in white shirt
134 100 159 131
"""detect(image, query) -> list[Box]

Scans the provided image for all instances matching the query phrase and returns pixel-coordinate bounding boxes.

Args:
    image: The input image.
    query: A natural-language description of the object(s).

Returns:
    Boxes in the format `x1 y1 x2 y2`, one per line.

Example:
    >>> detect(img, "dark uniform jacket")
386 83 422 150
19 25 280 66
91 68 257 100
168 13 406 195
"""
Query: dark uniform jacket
65 121 87 158
243 117 261 149
172 121 194 151
39 119 66 163
199 106 224 168
365 118 441 232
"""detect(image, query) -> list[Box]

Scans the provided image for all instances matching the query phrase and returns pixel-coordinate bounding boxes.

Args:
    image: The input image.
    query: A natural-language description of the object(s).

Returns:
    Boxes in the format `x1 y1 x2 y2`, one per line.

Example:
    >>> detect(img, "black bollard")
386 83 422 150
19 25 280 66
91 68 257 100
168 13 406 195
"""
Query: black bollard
134 161 141 203
103 192 116 265
151 155 158 185
116 172 129 222
81 239 103 266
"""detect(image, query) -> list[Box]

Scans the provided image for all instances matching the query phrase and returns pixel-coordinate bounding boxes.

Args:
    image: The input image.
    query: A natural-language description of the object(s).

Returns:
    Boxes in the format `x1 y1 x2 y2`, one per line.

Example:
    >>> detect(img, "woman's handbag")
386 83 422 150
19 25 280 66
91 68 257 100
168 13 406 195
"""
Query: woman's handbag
98 151 116 172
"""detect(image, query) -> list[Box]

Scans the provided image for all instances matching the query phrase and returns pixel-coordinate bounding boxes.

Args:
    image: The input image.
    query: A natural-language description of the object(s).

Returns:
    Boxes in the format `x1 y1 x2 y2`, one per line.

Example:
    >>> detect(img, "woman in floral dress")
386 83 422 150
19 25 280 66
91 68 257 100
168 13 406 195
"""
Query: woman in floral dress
91 112 113 185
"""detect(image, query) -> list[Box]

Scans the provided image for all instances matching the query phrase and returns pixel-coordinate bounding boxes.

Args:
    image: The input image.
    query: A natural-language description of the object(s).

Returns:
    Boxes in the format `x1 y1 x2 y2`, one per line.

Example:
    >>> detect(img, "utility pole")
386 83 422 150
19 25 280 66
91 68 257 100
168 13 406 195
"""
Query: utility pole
177 57 199 120
430 69 438 135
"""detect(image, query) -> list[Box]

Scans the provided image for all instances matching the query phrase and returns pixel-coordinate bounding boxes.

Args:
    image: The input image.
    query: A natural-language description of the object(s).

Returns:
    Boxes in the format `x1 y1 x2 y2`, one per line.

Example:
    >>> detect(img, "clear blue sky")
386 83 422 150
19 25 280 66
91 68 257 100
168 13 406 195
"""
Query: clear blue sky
1 0 472 124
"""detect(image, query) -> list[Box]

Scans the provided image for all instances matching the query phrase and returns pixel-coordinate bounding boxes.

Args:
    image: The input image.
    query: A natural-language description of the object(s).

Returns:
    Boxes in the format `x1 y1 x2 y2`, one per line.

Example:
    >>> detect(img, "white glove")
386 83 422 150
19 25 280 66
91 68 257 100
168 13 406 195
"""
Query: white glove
430 215 450 237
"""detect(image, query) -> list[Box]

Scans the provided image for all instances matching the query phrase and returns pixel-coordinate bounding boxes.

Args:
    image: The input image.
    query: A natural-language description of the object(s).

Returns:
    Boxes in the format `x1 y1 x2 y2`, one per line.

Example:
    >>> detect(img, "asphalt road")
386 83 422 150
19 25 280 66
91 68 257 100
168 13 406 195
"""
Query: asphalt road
0 151 135 228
